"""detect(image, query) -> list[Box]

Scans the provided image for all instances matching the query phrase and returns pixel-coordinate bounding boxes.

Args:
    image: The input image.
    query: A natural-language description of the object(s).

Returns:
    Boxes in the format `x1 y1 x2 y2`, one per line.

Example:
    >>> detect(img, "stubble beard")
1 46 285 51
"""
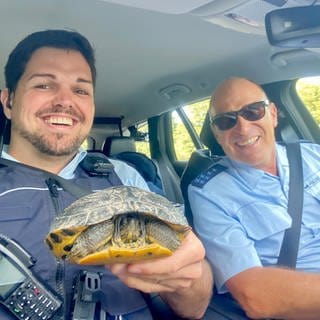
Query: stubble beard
16 127 85 156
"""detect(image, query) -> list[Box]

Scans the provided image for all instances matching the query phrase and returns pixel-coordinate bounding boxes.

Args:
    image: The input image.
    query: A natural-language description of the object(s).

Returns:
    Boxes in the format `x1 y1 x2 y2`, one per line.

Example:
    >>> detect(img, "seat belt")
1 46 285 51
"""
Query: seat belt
277 141 304 268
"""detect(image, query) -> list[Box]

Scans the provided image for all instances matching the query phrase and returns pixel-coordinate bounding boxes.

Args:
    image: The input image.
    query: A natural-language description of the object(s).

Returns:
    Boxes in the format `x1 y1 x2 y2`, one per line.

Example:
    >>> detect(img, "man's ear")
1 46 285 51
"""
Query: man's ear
269 102 278 128
211 125 222 145
0 89 12 119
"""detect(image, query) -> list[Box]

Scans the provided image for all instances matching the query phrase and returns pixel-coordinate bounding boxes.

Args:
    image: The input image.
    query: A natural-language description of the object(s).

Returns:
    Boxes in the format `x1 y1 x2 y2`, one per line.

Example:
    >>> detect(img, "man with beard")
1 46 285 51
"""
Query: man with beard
0 29 212 319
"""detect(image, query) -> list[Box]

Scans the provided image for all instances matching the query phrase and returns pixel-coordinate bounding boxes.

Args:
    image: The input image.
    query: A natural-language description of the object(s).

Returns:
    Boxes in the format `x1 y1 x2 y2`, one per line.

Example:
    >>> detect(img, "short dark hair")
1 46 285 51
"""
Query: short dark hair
4 29 96 93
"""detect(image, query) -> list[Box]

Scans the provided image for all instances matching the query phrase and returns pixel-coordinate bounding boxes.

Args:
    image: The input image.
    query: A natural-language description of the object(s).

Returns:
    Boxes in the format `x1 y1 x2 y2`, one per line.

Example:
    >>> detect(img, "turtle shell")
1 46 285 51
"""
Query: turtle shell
45 185 190 265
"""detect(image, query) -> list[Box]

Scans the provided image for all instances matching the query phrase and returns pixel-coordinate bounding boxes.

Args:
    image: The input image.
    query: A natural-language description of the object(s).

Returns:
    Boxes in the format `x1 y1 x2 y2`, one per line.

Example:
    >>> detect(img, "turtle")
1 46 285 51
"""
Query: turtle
45 185 190 265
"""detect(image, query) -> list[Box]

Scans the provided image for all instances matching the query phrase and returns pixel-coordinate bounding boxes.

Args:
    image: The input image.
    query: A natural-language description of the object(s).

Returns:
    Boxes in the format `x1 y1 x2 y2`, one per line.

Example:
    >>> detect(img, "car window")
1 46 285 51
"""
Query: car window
81 136 96 150
172 111 195 161
135 122 151 157
184 99 210 135
172 98 209 161
296 76 320 126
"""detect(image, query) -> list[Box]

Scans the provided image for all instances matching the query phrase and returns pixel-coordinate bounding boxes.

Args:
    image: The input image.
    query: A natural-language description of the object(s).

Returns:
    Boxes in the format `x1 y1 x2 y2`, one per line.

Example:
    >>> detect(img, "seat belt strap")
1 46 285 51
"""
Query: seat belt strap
277 141 304 268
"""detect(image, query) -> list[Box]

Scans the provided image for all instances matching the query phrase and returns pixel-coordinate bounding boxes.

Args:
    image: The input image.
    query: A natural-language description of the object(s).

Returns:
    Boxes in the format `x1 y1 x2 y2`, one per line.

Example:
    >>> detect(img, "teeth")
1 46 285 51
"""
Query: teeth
237 136 258 146
45 116 73 126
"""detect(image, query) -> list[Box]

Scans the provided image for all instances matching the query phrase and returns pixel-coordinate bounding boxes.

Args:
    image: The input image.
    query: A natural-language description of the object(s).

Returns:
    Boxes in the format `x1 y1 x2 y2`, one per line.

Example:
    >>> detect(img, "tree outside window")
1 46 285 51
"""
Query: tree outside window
296 77 320 126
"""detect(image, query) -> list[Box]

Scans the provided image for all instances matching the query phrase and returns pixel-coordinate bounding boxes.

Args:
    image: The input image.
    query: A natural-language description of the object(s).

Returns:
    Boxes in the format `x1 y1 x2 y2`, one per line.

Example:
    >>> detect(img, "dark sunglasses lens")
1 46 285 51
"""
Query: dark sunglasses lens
242 102 266 121
212 101 267 131
213 114 237 130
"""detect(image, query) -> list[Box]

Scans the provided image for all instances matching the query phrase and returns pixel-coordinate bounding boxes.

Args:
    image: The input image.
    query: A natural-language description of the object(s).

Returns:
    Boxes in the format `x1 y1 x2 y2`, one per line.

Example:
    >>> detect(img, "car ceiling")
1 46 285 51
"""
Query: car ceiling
0 0 320 129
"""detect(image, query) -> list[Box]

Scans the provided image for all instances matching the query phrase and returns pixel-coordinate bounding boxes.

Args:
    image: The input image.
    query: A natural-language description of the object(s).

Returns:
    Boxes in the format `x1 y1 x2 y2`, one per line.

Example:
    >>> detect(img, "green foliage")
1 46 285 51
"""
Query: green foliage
184 99 210 135
172 99 210 160
172 116 196 160
296 78 320 125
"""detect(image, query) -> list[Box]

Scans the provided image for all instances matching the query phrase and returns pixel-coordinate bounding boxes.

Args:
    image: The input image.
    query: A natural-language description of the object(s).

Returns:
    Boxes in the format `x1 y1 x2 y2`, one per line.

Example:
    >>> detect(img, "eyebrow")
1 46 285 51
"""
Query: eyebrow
27 73 93 85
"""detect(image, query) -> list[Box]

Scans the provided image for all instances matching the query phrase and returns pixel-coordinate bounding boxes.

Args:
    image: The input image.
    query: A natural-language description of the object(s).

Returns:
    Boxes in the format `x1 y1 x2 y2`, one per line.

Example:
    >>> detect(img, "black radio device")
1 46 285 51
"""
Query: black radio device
0 234 62 320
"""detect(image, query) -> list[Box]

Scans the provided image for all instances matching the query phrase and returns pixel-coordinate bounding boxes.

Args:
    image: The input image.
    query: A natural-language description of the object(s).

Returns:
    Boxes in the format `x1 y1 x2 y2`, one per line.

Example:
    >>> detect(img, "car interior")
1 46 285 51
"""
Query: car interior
0 2 320 319
0 0 320 205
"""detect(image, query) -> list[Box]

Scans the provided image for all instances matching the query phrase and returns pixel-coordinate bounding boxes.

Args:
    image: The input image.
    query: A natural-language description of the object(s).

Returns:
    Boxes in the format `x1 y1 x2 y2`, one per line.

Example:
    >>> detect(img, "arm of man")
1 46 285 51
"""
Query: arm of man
159 259 212 319
227 266 320 320
108 231 213 319
158 236 213 319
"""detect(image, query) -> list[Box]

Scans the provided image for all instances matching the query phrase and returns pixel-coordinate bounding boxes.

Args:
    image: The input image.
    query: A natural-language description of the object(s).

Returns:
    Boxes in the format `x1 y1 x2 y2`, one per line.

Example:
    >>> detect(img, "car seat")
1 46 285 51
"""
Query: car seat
102 136 164 195
180 113 224 225
103 136 136 155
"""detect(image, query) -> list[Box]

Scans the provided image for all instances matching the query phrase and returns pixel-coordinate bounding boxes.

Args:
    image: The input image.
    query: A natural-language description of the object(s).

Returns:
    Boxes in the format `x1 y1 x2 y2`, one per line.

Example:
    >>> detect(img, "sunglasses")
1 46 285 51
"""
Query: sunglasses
209 100 270 131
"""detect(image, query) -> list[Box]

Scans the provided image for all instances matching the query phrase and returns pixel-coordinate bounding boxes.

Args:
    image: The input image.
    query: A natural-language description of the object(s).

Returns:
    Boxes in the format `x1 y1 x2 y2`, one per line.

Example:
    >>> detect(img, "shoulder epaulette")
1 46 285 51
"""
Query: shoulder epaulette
191 163 227 188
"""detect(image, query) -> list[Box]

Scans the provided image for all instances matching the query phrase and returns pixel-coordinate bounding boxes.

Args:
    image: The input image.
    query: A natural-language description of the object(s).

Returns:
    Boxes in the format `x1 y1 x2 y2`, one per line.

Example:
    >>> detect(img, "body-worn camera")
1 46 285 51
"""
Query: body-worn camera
0 234 62 320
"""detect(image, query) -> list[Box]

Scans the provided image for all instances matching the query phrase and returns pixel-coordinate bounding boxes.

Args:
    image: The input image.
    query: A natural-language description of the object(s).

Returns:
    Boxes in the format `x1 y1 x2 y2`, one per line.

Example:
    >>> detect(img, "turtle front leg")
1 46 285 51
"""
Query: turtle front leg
146 220 181 251
68 220 114 261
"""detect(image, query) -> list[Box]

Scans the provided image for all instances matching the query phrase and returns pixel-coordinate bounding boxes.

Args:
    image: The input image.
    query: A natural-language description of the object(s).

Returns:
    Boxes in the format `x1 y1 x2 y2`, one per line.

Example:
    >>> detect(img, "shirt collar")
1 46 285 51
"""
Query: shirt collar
221 143 285 189
59 149 87 179
1 145 87 179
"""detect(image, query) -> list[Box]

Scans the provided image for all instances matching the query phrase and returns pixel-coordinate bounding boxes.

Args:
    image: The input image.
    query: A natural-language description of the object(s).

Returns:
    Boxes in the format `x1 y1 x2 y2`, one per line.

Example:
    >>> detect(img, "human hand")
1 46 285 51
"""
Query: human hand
106 230 205 293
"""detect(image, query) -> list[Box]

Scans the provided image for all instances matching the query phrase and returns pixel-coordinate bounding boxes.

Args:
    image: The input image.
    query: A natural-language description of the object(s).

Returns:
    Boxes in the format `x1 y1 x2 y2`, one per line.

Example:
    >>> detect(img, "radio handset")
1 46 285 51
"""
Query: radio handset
0 234 63 320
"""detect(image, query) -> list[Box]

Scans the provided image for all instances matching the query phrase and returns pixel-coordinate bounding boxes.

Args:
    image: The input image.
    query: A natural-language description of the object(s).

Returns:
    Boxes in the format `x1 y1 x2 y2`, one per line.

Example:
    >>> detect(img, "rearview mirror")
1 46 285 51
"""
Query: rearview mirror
265 5 320 48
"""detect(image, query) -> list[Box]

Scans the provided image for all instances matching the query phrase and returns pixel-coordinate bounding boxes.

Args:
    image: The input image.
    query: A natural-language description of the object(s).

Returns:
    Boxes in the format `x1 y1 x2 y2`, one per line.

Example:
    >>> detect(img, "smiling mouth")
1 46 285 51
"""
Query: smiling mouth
43 116 74 126
236 136 259 147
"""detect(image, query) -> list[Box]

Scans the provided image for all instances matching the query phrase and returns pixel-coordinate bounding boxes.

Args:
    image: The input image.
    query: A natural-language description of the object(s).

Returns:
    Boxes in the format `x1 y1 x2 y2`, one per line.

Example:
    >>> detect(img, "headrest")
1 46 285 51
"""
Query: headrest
200 113 225 156
102 136 136 156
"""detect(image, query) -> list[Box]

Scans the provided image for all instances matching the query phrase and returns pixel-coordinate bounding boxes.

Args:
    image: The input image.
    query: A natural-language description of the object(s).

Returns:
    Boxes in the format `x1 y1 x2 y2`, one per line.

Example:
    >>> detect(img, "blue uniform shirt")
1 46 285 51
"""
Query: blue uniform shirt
188 142 320 293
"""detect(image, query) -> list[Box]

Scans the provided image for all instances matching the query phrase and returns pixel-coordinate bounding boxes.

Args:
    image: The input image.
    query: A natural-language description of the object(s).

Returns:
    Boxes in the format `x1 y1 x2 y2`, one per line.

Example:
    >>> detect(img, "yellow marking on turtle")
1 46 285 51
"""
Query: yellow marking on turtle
75 243 173 265
46 226 87 259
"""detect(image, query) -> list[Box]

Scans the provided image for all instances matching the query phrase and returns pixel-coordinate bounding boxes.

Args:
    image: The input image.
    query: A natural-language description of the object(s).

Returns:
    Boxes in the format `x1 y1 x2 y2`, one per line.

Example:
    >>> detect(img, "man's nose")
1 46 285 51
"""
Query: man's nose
52 87 74 108
234 115 251 132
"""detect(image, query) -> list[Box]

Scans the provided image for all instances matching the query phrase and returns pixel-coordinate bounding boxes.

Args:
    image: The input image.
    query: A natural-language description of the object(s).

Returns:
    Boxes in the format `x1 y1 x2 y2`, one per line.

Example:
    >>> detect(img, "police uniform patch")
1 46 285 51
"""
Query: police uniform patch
191 163 227 188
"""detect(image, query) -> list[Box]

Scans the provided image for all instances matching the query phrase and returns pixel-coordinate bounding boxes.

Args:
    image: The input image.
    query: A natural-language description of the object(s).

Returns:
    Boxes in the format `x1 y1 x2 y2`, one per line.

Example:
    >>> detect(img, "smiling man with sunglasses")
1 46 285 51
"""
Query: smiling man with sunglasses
189 77 320 319
209 99 269 131
209 78 278 174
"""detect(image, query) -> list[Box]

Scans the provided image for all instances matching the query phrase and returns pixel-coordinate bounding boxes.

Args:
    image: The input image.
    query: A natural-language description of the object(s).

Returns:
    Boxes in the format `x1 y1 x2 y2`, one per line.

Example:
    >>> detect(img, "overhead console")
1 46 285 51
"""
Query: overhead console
100 0 318 34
